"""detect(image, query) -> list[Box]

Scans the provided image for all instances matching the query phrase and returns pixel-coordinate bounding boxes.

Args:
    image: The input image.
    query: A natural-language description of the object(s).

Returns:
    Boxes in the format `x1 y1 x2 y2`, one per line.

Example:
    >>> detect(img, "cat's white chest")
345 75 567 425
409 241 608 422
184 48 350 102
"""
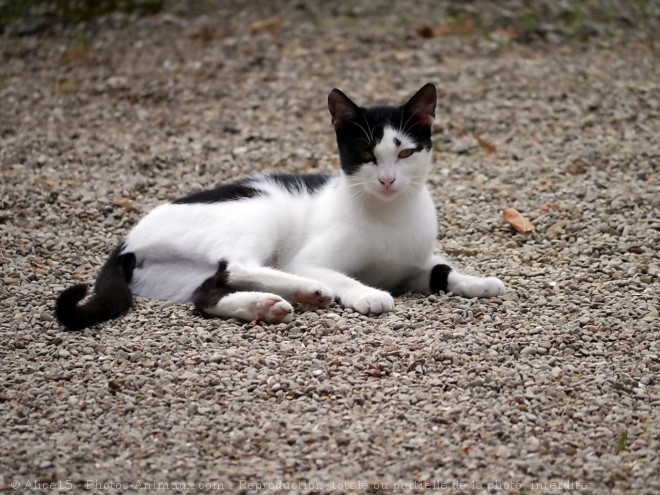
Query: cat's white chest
358 219 435 288
326 188 437 289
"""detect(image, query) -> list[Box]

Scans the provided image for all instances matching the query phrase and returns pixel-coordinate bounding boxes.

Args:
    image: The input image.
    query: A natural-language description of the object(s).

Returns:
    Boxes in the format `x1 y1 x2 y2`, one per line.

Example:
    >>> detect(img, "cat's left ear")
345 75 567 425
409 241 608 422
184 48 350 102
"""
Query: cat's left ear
404 83 437 126
328 89 360 130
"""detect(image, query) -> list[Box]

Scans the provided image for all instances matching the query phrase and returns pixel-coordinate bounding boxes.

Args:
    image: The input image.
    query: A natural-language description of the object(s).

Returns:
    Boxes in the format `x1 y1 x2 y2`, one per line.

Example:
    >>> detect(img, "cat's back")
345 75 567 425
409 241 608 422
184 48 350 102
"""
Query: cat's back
135 173 334 220
124 173 337 258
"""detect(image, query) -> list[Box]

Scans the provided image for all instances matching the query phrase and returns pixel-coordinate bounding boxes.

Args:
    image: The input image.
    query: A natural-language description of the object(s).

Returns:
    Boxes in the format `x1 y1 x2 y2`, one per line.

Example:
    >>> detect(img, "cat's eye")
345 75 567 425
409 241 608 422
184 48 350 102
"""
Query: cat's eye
398 148 415 159
359 151 375 162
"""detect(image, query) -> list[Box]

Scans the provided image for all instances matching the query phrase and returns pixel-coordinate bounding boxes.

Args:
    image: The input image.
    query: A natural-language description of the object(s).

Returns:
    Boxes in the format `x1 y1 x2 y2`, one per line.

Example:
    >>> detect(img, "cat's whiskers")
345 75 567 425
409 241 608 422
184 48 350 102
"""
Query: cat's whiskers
402 178 426 201
404 183 419 201
346 180 367 197
363 114 374 143
350 121 373 146
399 111 417 138
346 181 369 210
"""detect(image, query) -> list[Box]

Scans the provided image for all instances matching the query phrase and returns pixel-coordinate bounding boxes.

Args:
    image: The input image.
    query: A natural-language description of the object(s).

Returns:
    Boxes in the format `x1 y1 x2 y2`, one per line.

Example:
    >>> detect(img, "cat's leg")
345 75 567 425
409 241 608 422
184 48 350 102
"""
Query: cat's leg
226 261 334 307
286 265 394 315
202 291 294 323
191 262 292 323
406 255 505 298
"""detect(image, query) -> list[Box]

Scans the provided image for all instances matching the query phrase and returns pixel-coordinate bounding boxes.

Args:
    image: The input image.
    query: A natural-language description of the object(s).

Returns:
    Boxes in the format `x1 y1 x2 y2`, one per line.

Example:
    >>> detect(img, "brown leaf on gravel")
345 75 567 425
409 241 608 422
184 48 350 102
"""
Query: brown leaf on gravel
250 17 281 35
112 198 132 209
35 177 59 188
546 219 568 239
61 47 88 63
415 21 475 38
108 379 122 391
479 430 493 440
472 133 497 154
30 262 47 275
493 27 519 39
567 160 587 175
502 208 534 234
380 345 400 357
415 26 435 38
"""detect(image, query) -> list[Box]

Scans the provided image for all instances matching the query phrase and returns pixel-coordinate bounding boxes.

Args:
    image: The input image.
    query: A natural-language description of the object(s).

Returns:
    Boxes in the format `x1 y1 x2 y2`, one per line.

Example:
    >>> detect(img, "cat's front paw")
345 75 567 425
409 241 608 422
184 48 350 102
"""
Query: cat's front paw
340 288 395 315
294 281 334 308
449 274 505 298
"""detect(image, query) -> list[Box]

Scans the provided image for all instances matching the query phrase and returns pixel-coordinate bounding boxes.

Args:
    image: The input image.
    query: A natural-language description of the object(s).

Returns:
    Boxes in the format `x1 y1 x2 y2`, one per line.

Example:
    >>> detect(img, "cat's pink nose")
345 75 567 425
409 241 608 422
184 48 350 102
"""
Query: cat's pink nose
379 177 396 189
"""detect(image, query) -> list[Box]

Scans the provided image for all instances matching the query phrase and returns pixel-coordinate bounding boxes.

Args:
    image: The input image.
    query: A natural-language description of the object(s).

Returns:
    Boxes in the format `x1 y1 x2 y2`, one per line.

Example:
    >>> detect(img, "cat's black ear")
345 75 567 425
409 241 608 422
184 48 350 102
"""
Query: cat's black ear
328 89 359 130
404 83 437 126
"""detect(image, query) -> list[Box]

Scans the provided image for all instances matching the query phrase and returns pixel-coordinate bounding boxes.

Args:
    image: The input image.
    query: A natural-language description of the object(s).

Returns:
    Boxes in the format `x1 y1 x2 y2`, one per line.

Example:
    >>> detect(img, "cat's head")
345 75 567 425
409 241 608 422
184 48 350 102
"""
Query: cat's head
328 83 436 201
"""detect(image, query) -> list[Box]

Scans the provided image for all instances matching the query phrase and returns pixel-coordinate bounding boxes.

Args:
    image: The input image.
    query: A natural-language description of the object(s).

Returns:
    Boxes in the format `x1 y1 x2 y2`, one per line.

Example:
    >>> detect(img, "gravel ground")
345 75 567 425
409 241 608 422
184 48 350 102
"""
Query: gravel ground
1 1 659 494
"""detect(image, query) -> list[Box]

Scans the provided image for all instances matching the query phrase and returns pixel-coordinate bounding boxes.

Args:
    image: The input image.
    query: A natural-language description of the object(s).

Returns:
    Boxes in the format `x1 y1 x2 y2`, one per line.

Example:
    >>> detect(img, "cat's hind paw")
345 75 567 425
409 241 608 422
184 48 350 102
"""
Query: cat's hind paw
255 296 294 324
449 274 505 298
340 287 395 315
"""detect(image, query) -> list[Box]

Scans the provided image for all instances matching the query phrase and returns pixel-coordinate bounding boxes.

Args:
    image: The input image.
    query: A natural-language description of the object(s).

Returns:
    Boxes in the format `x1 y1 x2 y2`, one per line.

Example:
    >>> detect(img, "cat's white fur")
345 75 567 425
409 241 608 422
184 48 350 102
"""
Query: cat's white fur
123 123 504 322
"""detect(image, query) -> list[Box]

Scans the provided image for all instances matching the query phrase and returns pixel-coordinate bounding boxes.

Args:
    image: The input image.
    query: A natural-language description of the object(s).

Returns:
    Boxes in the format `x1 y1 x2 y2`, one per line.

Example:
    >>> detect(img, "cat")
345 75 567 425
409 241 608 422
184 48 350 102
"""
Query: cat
55 83 505 330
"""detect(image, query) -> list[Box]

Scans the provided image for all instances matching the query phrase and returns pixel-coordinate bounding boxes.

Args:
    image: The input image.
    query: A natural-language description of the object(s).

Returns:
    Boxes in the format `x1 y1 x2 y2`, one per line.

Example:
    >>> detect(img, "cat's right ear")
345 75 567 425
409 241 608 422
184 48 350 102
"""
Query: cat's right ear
328 89 359 130
404 83 437 127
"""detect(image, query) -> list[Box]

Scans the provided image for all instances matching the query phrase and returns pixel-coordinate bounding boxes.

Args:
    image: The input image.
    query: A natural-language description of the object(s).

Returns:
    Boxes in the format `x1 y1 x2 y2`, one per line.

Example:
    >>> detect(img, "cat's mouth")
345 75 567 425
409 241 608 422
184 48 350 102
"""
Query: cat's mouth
377 185 400 199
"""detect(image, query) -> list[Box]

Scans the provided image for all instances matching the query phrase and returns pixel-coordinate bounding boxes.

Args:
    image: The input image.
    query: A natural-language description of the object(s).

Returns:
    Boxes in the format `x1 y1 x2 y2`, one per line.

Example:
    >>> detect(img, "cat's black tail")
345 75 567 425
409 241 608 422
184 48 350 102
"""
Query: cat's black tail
55 244 136 331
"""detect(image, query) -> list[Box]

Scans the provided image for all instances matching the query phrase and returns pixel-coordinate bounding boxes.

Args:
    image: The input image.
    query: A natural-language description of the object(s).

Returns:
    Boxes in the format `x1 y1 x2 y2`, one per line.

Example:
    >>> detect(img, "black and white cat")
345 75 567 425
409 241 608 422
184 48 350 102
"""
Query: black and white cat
55 83 505 330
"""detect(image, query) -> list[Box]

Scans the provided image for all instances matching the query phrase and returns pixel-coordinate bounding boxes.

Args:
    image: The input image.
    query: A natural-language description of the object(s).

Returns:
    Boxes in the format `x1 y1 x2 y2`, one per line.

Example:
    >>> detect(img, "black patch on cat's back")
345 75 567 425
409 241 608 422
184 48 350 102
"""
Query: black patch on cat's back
172 179 259 205
265 173 332 195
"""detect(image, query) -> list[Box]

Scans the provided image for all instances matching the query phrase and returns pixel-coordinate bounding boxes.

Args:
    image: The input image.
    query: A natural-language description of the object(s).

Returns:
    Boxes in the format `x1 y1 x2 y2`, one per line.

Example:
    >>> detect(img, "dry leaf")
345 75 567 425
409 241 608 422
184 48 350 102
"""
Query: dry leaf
502 208 534 234
415 21 475 38
415 26 435 38
61 47 88 63
459 21 475 35
108 379 122 391
380 345 400 357
433 25 454 36
472 133 497 154
31 262 47 275
112 198 132 209
546 219 568 239
493 27 519 40
250 17 281 35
